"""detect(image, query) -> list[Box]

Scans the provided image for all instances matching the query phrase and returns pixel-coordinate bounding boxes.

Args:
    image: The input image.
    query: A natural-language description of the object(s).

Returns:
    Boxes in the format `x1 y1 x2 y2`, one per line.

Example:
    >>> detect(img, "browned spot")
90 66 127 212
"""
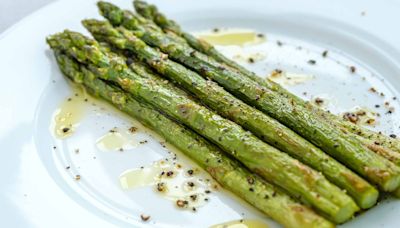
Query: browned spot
206 166 225 178
177 103 193 118
290 205 305 212
118 78 133 89
295 160 318 185
367 144 400 164
198 38 212 51
341 171 367 192
364 166 390 180
227 107 242 118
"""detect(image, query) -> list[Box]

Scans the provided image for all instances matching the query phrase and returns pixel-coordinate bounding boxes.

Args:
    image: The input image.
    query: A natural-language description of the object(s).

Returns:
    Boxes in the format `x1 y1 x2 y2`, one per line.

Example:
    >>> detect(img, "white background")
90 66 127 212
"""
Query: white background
0 0 54 32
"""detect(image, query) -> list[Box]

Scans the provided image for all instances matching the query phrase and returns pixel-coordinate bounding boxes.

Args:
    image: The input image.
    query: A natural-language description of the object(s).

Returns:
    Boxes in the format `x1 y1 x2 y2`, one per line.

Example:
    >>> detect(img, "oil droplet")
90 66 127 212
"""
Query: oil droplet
119 159 216 210
51 86 88 138
96 128 137 151
267 70 314 86
120 167 159 189
196 29 266 46
210 219 269 228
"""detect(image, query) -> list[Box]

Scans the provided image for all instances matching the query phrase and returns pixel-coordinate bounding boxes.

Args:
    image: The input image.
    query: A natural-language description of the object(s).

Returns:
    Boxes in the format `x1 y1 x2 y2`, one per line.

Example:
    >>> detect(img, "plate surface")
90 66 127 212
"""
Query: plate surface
1 0 400 227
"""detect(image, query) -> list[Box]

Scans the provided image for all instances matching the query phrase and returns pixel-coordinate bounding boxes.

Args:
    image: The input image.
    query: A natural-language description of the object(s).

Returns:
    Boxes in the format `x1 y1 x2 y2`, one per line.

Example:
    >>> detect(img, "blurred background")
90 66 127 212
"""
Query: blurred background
0 0 52 32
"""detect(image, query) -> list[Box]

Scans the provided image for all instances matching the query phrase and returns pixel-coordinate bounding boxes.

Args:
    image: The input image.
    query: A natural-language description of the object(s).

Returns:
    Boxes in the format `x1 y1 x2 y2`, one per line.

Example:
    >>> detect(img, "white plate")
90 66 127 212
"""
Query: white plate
1 0 400 227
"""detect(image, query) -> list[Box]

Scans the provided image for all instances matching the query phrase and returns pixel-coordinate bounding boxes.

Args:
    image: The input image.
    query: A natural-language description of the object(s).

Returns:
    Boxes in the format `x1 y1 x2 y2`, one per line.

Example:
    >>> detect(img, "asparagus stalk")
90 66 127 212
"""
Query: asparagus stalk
89 13 378 209
53 50 333 228
133 0 400 154
47 31 359 223
87 11 400 192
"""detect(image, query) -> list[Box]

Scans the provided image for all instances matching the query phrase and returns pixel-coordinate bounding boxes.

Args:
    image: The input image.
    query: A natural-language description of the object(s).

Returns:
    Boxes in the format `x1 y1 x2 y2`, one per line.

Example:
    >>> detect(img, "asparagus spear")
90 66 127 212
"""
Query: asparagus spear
133 0 400 154
53 50 333 228
89 14 378 209
47 31 359 223
86 11 400 192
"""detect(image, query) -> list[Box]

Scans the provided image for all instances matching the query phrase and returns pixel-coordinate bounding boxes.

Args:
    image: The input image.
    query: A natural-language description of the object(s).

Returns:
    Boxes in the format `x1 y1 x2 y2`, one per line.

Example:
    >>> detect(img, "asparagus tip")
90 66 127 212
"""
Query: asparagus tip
97 1 123 26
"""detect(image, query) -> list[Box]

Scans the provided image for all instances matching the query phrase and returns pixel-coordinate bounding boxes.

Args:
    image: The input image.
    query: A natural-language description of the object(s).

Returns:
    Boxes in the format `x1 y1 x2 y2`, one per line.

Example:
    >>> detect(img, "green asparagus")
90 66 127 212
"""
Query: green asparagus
119 2 400 195
131 0 400 164
47 31 359 223
88 9 400 192
133 0 400 155
88 10 378 208
53 50 334 228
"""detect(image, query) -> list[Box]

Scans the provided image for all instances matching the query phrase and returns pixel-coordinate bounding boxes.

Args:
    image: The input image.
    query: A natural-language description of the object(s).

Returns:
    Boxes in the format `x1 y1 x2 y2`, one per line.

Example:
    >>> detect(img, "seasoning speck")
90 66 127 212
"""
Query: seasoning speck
75 175 81 180
156 182 167 192
176 200 188 208
314 97 324 105
343 112 359 124
322 50 328 57
308 59 316 65
190 194 198 201
390 134 397 139
166 171 174 177
350 66 356 73
129 126 138 133
140 214 150 222
62 127 70 133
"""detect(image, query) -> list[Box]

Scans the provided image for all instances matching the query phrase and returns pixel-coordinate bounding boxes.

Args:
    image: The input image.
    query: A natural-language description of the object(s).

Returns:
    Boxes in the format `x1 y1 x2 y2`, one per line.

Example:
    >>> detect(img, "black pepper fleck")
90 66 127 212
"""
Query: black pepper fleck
308 59 316 65
140 214 150 222
350 66 356 73
166 171 174 177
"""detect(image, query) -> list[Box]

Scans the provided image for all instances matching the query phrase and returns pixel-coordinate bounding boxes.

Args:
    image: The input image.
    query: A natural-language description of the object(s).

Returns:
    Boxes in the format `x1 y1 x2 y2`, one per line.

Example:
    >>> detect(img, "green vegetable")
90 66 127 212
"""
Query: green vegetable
54 50 334 228
131 0 400 196
47 30 359 223
92 6 379 209
84 11 400 192
133 0 400 155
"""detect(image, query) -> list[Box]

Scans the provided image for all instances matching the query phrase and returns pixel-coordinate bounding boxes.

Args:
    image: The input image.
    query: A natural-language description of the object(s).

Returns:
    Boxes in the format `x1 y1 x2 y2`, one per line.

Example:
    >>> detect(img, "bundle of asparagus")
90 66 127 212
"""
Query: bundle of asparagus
45 1 400 227
53 49 332 228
